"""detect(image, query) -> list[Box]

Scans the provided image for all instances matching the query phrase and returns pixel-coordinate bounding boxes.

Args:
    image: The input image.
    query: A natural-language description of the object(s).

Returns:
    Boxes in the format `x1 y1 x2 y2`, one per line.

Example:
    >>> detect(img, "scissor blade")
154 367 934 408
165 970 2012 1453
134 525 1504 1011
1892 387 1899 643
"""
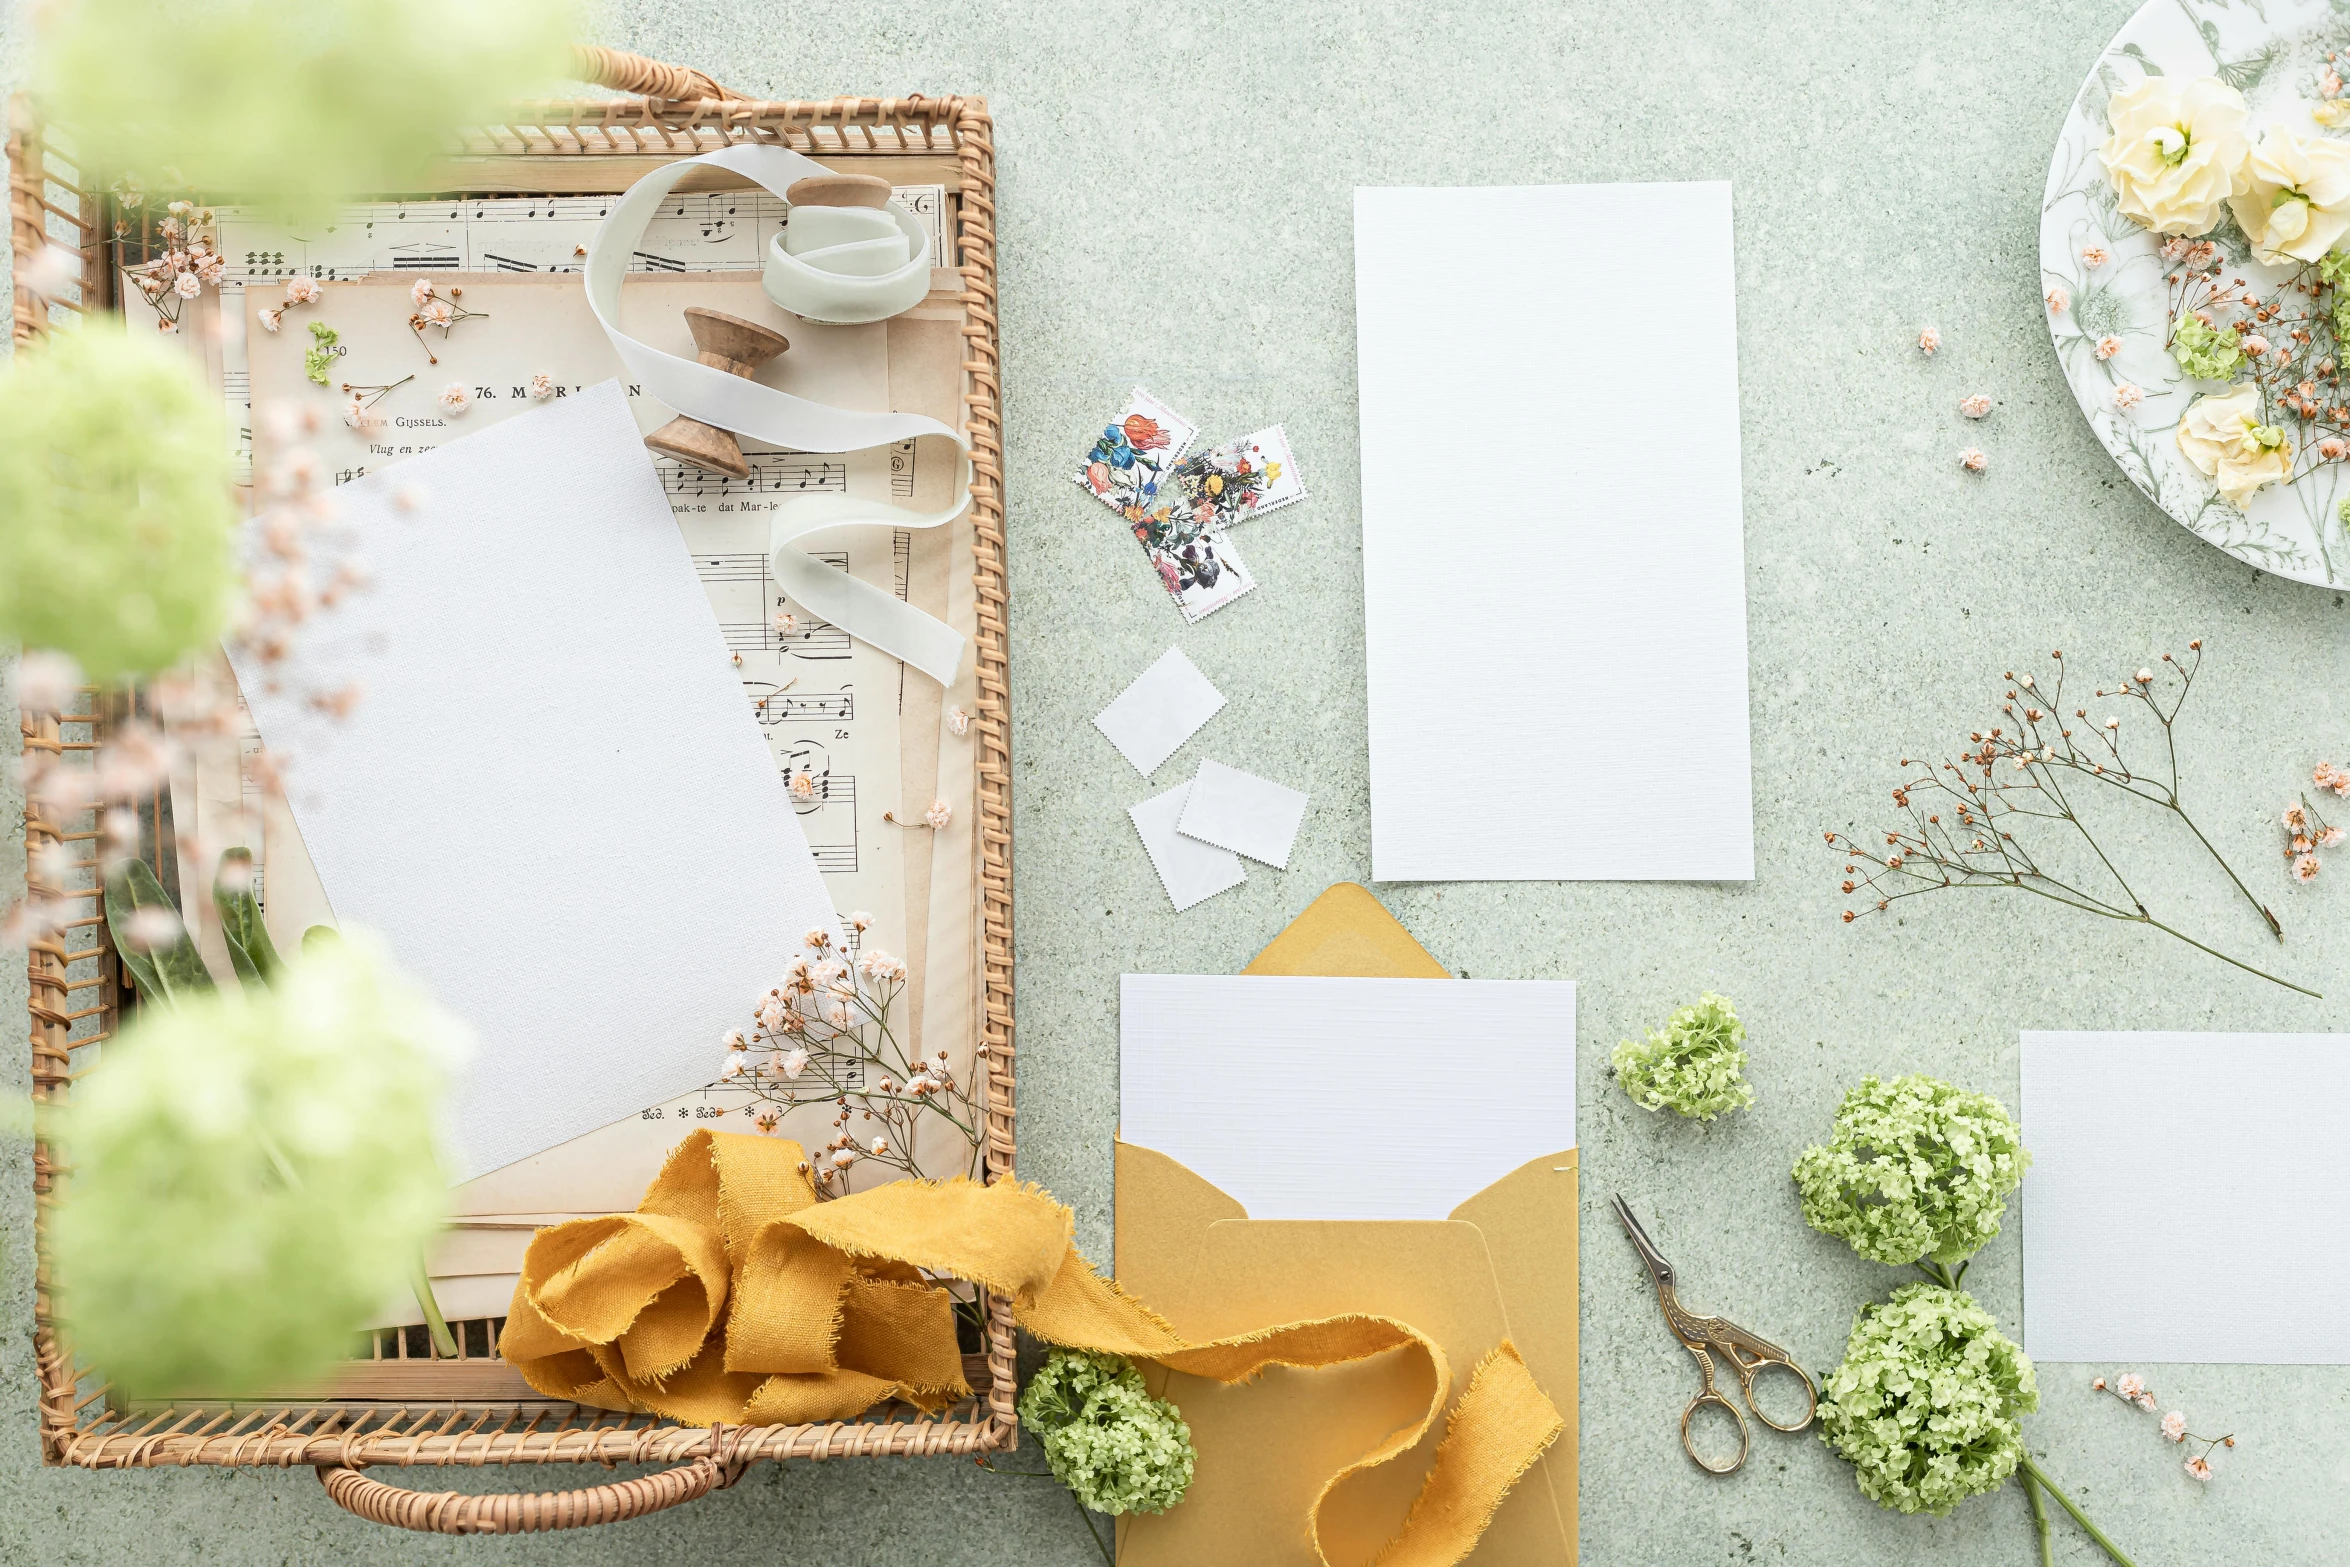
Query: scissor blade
1610 1193 1675 1289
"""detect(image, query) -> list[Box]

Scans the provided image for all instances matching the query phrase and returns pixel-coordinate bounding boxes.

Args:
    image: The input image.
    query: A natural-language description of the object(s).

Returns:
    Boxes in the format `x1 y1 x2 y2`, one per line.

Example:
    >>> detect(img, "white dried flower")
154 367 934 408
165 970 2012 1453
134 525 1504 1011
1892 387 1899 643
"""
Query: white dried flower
410 278 435 309
945 706 971 736
284 276 321 305
924 797 952 830
831 1148 857 1168
869 1136 890 1156
436 383 470 416
781 1046 810 1080
527 372 555 401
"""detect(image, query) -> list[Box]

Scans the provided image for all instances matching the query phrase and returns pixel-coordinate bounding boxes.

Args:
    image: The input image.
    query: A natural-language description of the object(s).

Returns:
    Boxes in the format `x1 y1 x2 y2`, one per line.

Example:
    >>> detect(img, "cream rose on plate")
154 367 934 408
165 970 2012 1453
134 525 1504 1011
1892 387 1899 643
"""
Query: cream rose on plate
2101 76 2252 235
2228 127 2350 263
2176 383 2292 508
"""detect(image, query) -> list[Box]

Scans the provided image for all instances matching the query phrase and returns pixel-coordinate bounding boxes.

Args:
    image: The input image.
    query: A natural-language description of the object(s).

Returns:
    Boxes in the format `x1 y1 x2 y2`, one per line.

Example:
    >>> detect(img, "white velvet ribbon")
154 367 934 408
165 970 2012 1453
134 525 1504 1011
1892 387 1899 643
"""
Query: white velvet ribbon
763 201 933 324
584 144 969 685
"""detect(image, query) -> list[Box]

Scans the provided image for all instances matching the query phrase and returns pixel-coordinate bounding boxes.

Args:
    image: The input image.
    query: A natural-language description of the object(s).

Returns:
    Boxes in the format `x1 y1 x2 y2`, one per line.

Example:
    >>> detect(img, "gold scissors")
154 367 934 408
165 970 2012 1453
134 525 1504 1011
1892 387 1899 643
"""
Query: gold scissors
1612 1194 1817 1475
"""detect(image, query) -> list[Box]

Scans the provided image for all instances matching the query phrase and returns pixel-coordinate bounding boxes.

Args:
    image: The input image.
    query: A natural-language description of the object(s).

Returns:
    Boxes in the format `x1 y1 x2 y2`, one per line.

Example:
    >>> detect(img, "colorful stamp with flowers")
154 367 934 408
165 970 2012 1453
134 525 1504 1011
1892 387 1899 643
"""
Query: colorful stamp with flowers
1169 424 1307 528
1075 387 1198 516
1132 501 1255 623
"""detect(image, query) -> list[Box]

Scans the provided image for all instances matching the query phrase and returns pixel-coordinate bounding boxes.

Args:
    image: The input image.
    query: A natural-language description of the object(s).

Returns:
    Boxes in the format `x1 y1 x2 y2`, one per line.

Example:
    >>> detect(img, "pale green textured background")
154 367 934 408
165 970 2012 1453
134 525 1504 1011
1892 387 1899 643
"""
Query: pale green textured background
6 0 2349 1562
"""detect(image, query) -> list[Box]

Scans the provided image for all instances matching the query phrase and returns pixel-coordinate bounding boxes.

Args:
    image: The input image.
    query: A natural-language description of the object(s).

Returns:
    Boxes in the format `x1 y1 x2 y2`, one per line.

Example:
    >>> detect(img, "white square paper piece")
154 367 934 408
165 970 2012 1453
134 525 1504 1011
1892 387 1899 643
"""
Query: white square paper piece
1354 182 1754 881
1094 647 1226 777
229 384 840 1182
1128 780 1246 912
1176 759 1309 868
1121 974 1576 1219
2021 1031 2350 1363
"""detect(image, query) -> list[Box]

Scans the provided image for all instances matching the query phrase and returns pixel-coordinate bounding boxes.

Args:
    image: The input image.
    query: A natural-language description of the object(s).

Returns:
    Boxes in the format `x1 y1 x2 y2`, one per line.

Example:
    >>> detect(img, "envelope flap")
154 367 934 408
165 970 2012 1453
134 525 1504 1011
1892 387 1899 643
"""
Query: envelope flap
1243 882 1450 978
1114 1141 1247 1329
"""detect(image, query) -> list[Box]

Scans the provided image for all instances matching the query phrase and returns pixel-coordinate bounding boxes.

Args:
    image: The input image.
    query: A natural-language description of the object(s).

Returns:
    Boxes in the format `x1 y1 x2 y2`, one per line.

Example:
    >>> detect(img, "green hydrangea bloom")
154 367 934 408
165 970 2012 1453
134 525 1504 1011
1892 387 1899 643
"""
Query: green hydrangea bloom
1816 1284 2038 1516
1791 1074 2029 1267
34 0 577 217
0 326 239 681
53 931 470 1397
1610 993 1753 1120
2169 312 2244 380
1018 1349 1195 1515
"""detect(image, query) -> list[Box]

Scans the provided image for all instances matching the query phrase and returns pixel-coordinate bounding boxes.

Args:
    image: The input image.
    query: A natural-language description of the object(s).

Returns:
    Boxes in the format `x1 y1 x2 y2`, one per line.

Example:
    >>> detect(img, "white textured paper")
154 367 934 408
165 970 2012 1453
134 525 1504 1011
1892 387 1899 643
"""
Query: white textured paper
229 384 840 1182
1129 781 1246 912
1121 975 1575 1219
1354 182 1754 881
2021 1031 2350 1364
1094 647 1226 777
1176 760 1309 868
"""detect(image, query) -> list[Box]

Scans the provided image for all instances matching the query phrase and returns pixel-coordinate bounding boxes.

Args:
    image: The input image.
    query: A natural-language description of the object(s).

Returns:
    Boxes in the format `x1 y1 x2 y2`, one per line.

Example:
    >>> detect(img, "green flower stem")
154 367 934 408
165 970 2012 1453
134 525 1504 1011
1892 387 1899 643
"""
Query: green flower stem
408 1255 458 1360
2019 1456 2136 1567
2021 1466 2054 1567
1070 1490 1115 1567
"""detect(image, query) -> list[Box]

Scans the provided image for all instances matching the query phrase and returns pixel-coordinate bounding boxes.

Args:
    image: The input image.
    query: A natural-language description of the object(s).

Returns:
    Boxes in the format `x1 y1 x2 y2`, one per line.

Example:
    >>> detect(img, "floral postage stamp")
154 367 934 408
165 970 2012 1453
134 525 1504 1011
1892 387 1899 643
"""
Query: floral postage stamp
1075 387 1198 516
1169 424 1306 528
1132 501 1255 622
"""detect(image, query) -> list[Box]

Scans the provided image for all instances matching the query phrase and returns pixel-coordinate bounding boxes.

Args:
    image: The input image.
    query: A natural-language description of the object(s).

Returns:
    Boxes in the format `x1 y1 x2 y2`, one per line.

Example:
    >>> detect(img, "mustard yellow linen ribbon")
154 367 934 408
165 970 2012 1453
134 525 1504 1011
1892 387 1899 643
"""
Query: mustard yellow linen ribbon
502 1131 1562 1567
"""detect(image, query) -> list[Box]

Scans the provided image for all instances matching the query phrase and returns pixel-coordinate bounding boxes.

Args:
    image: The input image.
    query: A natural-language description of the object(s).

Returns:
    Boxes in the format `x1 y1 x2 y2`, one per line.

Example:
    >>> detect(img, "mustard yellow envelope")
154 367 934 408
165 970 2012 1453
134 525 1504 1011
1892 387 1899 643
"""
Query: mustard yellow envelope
1115 883 1578 1566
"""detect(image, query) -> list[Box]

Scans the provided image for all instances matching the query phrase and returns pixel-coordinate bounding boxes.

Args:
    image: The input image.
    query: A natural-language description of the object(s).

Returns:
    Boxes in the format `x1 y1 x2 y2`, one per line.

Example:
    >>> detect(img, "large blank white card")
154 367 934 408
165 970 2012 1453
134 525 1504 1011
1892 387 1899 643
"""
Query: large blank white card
1120 974 1575 1219
2020 1031 2350 1363
232 384 840 1182
1353 182 1754 881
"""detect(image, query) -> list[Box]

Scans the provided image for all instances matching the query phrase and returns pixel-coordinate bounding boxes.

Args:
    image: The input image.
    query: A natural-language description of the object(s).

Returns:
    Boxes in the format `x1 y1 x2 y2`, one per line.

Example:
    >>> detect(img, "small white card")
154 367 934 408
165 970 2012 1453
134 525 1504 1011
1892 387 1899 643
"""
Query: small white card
1176 760 1309 869
2021 1030 2350 1364
1093 647 1225 777
1129 780 1246 911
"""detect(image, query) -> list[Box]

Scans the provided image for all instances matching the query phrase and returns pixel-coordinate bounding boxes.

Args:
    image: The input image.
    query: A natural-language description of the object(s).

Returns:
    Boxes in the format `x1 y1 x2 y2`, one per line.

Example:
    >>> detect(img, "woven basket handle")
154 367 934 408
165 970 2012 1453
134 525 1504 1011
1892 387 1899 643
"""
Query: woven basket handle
574 43 744 104
316 1436 745 1534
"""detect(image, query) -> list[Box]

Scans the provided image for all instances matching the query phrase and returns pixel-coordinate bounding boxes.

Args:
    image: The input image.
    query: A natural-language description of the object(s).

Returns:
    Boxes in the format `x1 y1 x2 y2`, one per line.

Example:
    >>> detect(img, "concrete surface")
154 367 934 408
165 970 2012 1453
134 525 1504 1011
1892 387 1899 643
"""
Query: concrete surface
6 0 2348 1561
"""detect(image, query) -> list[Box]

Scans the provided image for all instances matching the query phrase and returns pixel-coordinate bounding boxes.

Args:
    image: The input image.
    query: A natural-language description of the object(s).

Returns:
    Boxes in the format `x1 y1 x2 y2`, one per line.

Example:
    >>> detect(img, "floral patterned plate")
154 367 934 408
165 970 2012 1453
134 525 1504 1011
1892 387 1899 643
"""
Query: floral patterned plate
2044 0 2350 585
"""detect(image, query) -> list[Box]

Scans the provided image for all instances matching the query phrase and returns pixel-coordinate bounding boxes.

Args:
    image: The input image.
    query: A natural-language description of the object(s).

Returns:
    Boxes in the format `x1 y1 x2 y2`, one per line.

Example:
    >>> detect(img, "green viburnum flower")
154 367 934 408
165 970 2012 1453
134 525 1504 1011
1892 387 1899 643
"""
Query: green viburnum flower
1816 1284 2038 1516
1610 993 1753 1121
1791 1074 2028 1269
2169 312 2245 380
33 0 578 218
53 930 470 1398
0 325 239 681
1018 1349 1195 1516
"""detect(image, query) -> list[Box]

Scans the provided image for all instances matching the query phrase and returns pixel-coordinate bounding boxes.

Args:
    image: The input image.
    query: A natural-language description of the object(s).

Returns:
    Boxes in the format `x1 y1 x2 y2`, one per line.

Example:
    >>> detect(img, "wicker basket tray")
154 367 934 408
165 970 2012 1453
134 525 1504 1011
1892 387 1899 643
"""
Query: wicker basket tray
10 49 1016 1530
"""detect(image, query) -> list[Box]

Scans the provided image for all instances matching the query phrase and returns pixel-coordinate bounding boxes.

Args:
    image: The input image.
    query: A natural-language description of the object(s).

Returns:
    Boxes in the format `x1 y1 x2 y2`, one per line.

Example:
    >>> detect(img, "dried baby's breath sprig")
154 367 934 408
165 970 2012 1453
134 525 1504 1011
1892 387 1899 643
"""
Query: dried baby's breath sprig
406 279 485 365
338 374 413 430
1830 644 2317 996
2092 1374 2237 1485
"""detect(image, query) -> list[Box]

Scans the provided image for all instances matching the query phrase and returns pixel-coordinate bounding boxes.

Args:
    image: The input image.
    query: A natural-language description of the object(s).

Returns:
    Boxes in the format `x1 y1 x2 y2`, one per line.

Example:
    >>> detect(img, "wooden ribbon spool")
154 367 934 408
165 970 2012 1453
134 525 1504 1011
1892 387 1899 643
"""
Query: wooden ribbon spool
642 307 791 478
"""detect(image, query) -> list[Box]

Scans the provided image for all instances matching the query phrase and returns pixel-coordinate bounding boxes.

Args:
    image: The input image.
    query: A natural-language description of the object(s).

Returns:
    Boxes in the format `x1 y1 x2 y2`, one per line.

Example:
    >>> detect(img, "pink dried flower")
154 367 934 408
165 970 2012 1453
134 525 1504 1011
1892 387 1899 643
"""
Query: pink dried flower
284 276 321 305
1918 326 1941 354
2137 1392 2159 1413
788 770 817 802
2162 1411 2188 1442
2117 1374 2146 1400
410 278 435 309
2285 804 2308 829
258 306 284 333
924 797 952 830
772 610 798 638
1960 394 1993 419
2046 286 2070 314
2294 854 2321 882
2094 335 2123 361
2185 1456 2212 1482
423 299 456 328
436 382 471 415
1960 447 1987 473
2323 439 2348 462
2081 244 2110 268
171 271 202 300
2113 382 2144 410
2242 334 2271 357
527 372 555 401
2092 1377 2107 1391
2322 827 2344 848
780 1046 810 1079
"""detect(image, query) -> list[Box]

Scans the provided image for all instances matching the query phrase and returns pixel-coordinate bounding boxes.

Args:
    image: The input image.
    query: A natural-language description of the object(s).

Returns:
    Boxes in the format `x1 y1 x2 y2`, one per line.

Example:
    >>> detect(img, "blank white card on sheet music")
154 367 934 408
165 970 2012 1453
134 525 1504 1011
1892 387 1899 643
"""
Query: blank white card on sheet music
1353 182 1754 881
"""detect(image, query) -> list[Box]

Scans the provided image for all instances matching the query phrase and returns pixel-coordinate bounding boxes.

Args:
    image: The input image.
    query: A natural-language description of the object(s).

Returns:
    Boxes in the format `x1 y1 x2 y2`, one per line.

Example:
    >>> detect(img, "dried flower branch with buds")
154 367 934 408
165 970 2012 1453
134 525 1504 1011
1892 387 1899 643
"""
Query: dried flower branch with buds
2092 1373 2236 1485
406 279 484 365
721 918 982 1201
1829 643 2317 996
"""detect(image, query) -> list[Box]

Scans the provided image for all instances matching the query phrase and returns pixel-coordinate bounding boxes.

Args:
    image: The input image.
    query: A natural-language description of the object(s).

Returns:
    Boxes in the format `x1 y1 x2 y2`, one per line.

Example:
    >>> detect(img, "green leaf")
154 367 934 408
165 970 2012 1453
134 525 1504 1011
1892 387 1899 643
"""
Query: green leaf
104 860 214 1005
212 849 280 989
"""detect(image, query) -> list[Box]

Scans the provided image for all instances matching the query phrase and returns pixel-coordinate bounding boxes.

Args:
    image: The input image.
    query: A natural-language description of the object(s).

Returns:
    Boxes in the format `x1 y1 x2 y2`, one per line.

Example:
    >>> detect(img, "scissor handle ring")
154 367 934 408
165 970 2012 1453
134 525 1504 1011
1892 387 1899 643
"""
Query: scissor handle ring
1680 1388 1749 1475
1740 1357 1818 1434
